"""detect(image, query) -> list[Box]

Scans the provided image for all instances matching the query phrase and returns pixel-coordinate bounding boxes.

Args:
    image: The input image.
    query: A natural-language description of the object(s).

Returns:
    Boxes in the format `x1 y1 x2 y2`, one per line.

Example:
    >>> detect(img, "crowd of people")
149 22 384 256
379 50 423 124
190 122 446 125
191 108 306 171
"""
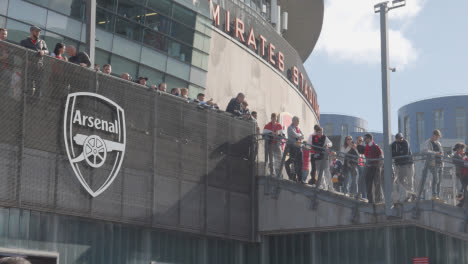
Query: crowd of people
0 26 237 112
2 26 467 208
262 115 468 207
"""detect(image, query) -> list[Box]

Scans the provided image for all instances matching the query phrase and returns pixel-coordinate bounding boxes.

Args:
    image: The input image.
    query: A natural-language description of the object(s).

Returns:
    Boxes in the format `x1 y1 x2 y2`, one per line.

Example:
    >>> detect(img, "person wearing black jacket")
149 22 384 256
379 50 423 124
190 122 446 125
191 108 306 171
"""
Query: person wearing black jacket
226 93 245 116
342 136 359 197
66 45 91 67
20 26 49 96
452 143 467 207
356 136 367 199
391 133 415 202
20 26 49 56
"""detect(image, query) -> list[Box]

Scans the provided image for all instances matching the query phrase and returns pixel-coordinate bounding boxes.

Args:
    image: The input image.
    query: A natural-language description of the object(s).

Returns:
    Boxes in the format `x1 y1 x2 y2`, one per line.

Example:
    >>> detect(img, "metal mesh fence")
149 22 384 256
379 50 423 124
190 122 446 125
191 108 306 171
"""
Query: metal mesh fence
0 42 256 241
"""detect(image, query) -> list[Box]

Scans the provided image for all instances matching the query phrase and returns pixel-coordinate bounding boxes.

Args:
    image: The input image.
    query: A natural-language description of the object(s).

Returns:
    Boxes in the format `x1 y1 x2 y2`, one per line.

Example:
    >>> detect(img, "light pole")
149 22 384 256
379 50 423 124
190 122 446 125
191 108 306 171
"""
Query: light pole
86 0 96 67
374 0 405 218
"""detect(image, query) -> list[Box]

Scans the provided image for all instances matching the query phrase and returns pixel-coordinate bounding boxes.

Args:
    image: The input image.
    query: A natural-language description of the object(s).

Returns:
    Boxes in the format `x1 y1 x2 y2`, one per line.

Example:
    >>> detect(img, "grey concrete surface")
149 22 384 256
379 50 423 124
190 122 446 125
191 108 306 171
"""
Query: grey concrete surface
258 176 468 241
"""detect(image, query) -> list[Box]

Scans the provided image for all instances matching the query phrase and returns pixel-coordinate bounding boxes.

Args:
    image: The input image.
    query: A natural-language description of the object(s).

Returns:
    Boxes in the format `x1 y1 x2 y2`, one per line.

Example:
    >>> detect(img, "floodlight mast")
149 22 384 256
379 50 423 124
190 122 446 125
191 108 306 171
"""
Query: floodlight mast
374 0 406 220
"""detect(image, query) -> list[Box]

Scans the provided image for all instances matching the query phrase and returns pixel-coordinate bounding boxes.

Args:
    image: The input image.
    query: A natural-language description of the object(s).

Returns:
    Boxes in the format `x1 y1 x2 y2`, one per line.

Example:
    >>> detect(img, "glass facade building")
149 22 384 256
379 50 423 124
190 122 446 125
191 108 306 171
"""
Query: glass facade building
319 114 368 137
398 95 468 153
0 0 211 97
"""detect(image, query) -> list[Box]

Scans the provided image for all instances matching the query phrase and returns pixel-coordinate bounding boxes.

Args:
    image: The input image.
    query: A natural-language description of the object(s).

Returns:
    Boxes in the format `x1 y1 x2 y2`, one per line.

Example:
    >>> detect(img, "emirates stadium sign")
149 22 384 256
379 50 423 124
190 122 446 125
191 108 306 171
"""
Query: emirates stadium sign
63 92 126 197
211 3 320 118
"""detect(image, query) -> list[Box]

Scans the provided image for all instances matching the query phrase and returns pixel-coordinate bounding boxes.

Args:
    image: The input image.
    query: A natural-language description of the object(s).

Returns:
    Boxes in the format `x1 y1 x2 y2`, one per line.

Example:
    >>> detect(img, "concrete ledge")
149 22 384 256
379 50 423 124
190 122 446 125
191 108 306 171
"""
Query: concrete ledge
257 176 468 241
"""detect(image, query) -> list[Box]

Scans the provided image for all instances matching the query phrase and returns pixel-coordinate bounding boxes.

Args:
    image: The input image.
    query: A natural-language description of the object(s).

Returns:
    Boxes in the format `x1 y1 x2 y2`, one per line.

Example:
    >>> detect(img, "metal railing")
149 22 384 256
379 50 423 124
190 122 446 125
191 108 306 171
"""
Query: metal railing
255 133 468 209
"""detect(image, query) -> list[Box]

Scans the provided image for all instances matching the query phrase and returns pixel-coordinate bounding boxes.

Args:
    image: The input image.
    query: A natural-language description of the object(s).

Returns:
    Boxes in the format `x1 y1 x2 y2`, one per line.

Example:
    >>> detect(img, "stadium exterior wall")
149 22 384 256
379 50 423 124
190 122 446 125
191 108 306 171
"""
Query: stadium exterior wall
205 29 319 135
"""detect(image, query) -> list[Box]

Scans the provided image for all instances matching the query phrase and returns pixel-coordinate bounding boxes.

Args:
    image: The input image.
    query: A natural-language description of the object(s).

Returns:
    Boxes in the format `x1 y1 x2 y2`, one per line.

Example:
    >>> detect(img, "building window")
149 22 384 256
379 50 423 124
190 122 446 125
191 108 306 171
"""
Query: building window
456 107 466 139
323 123 333 135
404 116 410 144
398 117 401 134
434 109 444 136
354 126 365 133
416 113 424 144
341 124 348 137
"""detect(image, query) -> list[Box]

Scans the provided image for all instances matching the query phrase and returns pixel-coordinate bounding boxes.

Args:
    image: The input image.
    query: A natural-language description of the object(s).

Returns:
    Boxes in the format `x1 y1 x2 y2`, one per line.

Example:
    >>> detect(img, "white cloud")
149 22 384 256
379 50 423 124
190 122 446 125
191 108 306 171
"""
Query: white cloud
315 0 425 68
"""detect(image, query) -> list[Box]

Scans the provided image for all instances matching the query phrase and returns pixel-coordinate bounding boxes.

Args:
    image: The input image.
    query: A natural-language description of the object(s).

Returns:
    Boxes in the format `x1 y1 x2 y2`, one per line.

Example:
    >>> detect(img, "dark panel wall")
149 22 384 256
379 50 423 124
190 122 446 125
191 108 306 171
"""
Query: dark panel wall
0 43 256 242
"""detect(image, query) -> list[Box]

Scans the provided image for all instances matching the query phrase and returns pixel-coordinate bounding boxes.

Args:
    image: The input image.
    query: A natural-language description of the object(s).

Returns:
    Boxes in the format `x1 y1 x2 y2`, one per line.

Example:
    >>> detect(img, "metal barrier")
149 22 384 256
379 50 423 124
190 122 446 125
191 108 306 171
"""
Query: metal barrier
256 133 468 210
0 41 257 241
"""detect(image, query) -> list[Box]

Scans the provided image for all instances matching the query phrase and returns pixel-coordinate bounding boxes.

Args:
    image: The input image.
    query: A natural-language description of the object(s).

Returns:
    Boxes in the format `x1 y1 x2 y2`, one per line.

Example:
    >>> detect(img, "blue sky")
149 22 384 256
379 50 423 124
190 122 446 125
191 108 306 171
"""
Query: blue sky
305 0 468 133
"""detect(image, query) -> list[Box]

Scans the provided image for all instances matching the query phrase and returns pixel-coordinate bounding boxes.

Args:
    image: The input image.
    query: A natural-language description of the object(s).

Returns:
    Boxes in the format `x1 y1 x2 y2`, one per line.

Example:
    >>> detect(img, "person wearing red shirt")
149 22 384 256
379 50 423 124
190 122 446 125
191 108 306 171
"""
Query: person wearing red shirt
263 113 283 177
363 133 383 204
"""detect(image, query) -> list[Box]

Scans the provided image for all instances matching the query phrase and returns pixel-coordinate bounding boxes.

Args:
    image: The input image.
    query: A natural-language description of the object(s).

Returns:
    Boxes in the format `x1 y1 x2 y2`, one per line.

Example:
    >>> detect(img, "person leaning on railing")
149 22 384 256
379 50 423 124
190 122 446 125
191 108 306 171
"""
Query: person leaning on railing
195 93 219 109
391 133 416 203
180 88 190 100
226 93 245 116
307 125 320 185
20 26 48 57
66 45 91 67
102 64 112 74
356 136 367 200
263 113 283 177
363 133 383 204
342 136 360 198
121 73 131 81
20 26 49 96
421 129 444 202
311 126 333 190
51 42 67 61
452 143 468 207
284 116 304 182
158 82 167 93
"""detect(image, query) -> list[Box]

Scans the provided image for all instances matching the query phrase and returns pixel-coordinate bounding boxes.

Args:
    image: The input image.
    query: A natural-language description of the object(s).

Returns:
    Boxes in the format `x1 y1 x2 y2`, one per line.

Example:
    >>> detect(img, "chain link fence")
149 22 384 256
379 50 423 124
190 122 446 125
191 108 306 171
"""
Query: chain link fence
0 41 257 241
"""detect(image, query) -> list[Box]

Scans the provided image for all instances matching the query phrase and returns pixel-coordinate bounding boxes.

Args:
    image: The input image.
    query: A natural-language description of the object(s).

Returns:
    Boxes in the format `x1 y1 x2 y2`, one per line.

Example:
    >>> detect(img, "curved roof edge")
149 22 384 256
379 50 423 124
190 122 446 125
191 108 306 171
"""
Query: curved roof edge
280 0 324 61
398 94 468 113
320 113 367 121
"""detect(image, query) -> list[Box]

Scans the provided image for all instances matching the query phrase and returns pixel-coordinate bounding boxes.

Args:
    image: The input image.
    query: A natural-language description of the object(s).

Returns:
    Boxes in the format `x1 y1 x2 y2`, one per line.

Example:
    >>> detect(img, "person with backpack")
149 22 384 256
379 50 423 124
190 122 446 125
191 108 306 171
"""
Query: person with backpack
331 157 345 192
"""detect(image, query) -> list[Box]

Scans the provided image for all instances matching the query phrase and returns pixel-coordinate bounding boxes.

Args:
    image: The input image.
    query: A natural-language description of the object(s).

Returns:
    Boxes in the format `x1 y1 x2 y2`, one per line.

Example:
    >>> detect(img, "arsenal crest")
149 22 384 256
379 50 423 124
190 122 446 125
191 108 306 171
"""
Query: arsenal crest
63 92 126 197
